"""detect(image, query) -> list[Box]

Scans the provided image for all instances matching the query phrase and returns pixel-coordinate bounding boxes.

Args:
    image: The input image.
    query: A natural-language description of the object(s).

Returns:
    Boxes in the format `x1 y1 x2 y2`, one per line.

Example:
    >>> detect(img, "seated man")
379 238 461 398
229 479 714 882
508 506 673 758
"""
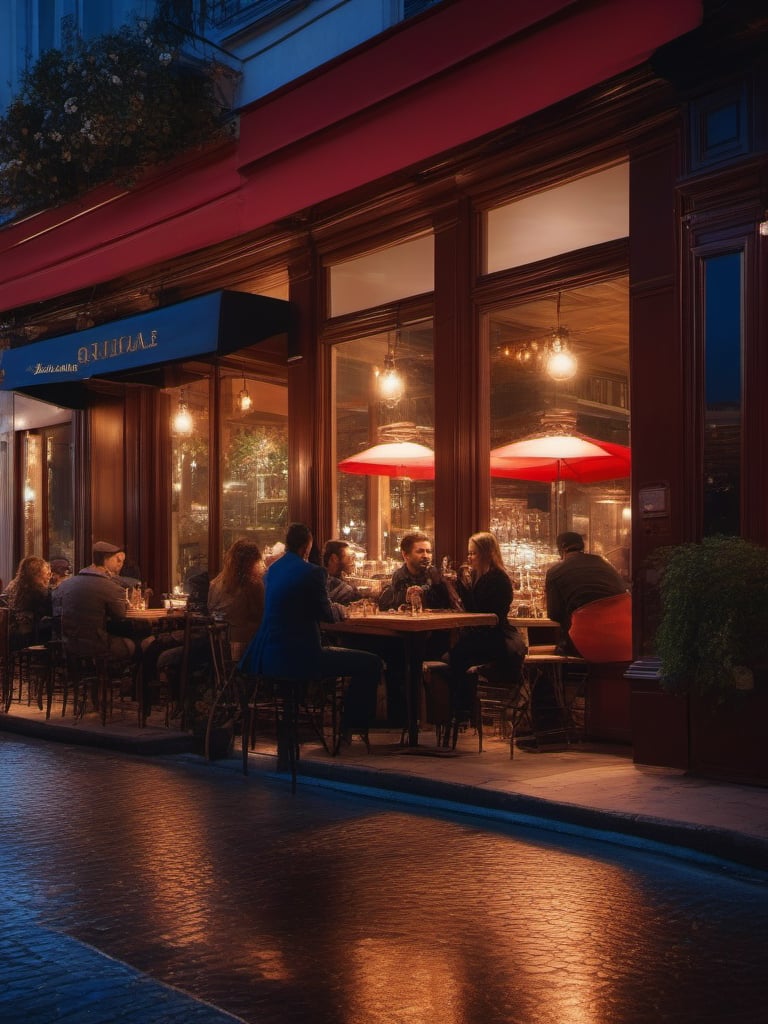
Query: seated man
322 537 405 726
378 531 461 613
377 531 462 727
323 539 363 612
241 523 382 744
519 531 628 752
545 531 628 655
56 541 135 663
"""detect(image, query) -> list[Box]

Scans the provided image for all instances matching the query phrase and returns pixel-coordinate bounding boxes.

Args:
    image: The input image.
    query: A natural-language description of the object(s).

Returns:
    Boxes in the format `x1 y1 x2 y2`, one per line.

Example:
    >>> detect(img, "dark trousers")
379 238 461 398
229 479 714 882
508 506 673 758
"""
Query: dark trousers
316 646 382 730
446 632 523 719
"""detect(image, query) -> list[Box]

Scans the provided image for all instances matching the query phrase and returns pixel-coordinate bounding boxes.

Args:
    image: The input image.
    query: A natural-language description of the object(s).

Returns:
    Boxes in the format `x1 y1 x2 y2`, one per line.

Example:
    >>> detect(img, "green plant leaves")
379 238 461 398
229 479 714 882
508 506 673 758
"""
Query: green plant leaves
0 17 237 216
655 536 768 698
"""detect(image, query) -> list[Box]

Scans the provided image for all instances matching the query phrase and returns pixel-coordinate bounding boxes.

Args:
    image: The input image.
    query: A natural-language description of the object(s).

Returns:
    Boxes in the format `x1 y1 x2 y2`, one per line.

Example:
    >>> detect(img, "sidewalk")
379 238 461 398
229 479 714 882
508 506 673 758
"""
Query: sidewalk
3 703 768 875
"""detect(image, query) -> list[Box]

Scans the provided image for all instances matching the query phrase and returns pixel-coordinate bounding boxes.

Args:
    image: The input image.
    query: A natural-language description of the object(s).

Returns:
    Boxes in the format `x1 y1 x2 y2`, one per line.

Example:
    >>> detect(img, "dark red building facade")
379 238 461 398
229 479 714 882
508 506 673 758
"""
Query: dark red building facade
1 0 767 779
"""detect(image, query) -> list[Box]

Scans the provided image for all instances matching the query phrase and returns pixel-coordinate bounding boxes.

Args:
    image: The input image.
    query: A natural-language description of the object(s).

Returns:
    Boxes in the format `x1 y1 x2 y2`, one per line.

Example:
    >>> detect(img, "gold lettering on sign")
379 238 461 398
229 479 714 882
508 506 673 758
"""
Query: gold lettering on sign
77 328 159 365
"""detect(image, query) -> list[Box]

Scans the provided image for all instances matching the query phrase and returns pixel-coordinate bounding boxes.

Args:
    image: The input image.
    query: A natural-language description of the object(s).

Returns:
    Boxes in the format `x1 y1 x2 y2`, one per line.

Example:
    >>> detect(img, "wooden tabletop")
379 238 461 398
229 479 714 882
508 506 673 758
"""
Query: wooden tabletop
125 607 185 621
323 610 498 635
510 616 558 629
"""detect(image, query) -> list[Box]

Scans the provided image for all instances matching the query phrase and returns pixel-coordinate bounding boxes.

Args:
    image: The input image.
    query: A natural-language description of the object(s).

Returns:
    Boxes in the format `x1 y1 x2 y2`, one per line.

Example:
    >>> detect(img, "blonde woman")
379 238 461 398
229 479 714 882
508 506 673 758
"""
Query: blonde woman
446 532 525 719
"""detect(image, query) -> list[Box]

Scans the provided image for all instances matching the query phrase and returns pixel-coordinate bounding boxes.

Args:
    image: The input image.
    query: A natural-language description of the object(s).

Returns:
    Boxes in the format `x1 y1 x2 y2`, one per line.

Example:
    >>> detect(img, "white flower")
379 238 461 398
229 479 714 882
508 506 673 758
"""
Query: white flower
111 74 122 86
50 131 62 142
63 97 78 114
159 52 172 65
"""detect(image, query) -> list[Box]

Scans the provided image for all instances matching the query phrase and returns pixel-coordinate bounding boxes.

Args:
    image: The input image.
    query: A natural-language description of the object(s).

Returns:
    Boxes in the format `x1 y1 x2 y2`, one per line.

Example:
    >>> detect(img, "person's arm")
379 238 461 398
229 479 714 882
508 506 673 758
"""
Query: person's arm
105 579 130 620
474 570 511 621
545 570 565 625
424 566 463 610
378 569 405 610
312 565 339 623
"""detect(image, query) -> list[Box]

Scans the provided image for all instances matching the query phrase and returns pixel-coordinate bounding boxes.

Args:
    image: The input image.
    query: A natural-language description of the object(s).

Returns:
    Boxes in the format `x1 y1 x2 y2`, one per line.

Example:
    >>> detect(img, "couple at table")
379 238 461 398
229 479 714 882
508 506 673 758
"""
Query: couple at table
240 524 524 741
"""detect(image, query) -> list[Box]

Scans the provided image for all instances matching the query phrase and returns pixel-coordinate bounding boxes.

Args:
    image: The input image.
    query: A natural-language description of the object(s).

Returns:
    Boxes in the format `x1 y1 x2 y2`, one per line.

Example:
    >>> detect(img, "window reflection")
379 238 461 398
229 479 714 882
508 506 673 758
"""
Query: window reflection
703 252 742 536
170 379 210 591
221 373 288 560
334 320 434 565
488 279 630 612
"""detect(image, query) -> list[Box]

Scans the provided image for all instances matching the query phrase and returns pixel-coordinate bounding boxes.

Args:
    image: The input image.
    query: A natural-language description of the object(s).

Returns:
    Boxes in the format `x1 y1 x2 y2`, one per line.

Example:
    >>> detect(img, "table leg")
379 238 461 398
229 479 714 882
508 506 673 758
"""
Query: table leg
403 633 428 747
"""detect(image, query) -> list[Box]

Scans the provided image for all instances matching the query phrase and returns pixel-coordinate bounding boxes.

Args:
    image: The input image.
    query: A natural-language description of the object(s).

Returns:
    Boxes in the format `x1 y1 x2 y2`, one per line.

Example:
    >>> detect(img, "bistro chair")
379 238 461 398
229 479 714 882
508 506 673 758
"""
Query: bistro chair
423 659 532 757
13 642 51 713
471 663 532 757
568 591 632 663
0 606 12 713
523 646 589 746
234 672 350 790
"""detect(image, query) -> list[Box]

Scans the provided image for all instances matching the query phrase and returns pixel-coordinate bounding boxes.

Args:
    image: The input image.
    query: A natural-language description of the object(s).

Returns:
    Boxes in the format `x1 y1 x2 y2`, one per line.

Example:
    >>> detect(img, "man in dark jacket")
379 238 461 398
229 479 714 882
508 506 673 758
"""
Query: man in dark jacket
56 541 134 661
378 532 461 612
545 531 627 654
241 524 381 742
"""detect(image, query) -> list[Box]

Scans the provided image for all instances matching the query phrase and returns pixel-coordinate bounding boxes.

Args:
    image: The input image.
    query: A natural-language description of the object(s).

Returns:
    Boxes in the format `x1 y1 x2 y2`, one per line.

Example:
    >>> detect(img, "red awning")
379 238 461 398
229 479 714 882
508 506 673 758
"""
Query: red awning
0 0 702 312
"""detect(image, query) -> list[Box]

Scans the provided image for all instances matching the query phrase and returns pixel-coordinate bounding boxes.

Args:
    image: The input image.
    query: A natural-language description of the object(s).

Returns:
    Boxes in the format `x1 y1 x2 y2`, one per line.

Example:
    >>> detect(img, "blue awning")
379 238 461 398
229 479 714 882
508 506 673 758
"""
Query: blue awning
0 290 294 404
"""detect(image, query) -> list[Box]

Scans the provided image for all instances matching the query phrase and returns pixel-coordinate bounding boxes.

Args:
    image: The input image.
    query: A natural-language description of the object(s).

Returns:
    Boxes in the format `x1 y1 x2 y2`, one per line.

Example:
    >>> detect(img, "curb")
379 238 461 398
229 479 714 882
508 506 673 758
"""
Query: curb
211 752 768 878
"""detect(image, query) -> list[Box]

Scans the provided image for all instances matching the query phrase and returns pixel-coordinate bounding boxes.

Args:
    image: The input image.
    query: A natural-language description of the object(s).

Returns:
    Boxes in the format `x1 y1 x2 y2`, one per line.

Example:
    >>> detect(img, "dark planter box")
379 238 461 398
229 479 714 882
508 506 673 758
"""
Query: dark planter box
627 659 689 769
583 664 632 743
690 687 768 786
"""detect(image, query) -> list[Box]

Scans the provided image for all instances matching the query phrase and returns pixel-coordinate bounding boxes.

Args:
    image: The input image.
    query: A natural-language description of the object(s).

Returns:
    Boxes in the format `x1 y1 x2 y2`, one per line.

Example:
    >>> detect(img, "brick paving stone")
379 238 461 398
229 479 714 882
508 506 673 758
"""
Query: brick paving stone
0 901 244 1023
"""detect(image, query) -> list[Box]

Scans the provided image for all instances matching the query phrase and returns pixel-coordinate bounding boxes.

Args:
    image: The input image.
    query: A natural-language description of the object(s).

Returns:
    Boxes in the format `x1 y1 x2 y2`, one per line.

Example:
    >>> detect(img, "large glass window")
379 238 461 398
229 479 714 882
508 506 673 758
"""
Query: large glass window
220 370 288 560
170 378 210 591
703 252 742 536
168 361 289 591
485 164 628 274
329 235 434 317
13 397 73 566
333 320 434 570
488 278 630 616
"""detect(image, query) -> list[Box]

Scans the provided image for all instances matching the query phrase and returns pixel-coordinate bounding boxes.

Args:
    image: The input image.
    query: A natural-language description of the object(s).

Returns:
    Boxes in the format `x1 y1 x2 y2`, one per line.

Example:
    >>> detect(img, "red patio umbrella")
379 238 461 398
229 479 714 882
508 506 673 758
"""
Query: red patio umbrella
337 441 435 480
490 433 630 483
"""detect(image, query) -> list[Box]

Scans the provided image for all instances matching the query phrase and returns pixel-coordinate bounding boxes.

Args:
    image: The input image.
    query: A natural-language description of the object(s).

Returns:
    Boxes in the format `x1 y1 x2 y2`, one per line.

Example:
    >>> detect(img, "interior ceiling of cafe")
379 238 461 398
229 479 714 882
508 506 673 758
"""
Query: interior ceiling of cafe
338 276 629 443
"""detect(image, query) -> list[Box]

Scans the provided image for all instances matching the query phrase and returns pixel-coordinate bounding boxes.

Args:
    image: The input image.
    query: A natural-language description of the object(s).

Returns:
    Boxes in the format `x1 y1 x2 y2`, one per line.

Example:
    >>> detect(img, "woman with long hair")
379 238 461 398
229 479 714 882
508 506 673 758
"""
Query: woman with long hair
445 531 525 720
1 555 53 649
207 538 266 661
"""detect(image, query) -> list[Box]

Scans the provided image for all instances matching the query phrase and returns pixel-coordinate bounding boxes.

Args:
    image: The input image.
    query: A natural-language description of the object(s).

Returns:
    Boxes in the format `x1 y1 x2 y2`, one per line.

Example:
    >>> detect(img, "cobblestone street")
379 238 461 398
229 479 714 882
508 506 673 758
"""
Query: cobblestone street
2 733 767 1024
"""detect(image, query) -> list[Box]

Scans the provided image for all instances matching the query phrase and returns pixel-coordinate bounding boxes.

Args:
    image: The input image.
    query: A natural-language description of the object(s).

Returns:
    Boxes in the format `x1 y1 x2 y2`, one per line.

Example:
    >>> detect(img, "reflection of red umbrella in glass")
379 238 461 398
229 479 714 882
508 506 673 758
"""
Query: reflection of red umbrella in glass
490 434 630 483
338 441 435 480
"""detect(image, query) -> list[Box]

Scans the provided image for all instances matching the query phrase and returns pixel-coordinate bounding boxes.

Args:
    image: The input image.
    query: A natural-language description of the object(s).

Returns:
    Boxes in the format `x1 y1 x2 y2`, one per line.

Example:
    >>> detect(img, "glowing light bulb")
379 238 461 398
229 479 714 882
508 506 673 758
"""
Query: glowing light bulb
546 349 577 381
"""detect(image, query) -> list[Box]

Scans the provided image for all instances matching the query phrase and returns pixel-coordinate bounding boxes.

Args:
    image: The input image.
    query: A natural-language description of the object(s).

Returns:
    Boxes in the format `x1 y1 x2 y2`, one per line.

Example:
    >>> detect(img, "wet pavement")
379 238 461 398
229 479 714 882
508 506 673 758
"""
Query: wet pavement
2 732 767 1023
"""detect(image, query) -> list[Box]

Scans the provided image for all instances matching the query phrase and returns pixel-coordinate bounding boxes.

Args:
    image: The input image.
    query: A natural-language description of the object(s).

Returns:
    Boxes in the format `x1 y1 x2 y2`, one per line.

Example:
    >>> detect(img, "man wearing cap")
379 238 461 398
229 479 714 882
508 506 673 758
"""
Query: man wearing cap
545 531 627 655
55 542 135 662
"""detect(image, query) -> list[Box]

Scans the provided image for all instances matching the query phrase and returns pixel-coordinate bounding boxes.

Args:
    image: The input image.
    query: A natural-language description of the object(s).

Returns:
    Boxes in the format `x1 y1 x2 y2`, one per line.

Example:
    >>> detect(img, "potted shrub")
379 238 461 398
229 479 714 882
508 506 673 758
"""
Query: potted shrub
654 535 768 783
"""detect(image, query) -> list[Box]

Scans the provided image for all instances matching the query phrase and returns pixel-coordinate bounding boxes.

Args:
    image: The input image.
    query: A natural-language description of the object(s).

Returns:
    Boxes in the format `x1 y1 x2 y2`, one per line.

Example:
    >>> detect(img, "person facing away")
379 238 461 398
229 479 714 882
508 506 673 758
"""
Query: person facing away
240 523 382 741
545 531 628 654
378 531 462 612
55 541 135 662
1 555 54 649
207 538 266 662
446 531 526 718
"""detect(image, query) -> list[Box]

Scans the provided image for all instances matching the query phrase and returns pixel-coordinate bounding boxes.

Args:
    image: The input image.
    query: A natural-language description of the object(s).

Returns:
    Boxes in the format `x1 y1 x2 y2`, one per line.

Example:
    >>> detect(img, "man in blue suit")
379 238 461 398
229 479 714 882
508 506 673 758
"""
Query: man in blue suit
240 522 381 743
